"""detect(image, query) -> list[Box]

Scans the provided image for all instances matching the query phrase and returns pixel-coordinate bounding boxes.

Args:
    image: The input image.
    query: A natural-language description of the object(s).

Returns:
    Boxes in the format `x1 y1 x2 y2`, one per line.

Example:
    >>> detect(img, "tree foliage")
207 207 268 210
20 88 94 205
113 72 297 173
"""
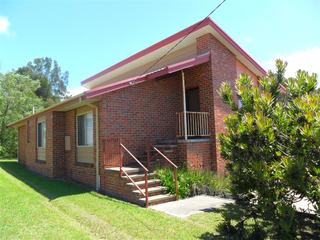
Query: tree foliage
0 72 43 156
16 57 69 106
218 60 319 239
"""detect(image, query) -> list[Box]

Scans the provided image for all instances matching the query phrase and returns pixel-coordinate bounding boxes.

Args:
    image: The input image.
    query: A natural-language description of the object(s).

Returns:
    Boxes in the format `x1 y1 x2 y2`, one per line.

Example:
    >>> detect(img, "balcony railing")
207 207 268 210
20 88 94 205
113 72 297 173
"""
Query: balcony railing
176 111 210 138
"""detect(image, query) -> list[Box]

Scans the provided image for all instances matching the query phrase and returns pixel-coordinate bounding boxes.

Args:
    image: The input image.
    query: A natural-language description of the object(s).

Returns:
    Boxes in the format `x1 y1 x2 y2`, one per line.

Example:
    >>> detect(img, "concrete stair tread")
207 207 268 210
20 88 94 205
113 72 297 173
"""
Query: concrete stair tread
157 139 178 145
139 193 176 203
126 178 161 187
154 144 177 149
121 172 155 180
132 186 167 195
105 167 143 174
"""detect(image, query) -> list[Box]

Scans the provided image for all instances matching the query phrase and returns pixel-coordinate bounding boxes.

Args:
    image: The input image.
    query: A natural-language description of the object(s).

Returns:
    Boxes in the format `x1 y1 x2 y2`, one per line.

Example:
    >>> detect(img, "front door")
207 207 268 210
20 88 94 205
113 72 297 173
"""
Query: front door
186 88 200 112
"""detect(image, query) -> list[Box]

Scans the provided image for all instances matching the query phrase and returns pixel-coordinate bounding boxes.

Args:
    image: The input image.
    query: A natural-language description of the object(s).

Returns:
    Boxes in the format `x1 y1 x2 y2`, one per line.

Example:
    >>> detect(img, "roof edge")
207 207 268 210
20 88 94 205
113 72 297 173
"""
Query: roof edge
207 20 266 75
85 52 211 99
81 18 266 87
81 18 212 86
7 93 85 128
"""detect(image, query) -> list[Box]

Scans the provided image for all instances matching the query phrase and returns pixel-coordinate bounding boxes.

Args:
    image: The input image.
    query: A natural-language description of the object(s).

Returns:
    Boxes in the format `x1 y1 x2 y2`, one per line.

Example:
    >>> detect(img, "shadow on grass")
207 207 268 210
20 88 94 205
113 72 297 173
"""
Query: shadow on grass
198 202 320 240
0 159 89 201
297 212 320 239
197 203 246 240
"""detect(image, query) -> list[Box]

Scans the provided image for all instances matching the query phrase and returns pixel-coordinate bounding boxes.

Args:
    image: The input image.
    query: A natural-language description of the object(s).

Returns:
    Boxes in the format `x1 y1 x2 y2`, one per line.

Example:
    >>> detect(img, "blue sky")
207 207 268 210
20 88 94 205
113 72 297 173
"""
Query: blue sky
0 0 319 94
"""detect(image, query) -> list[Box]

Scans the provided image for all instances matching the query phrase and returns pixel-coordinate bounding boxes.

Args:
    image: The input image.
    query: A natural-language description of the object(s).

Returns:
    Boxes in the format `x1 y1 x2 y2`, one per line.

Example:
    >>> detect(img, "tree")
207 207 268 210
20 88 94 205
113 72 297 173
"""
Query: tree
218 60 319 239
0 72 43 156
16 57 69 106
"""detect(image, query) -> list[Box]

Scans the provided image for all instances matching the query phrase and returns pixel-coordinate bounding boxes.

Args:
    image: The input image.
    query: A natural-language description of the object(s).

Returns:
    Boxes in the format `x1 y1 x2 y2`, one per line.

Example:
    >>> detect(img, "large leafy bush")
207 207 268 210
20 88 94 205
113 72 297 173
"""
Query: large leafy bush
218 60 319 239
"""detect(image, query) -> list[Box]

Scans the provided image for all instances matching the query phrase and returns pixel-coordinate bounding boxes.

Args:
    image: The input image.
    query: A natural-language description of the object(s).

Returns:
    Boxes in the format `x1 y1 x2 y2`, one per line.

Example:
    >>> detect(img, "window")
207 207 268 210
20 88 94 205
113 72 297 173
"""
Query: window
37 120 46 148
77 112 93 146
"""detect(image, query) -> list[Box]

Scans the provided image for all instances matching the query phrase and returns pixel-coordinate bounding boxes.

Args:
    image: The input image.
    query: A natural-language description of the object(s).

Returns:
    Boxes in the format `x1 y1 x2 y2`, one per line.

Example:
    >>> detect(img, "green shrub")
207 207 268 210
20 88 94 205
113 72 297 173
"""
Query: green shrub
0 144 16 158
218 60 320 238
155 167 230 199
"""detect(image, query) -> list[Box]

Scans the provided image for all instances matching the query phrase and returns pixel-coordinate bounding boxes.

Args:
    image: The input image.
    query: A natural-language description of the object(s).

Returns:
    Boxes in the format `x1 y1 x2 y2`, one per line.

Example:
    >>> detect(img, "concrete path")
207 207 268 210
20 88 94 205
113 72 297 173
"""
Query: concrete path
150 195 234 218
294 197 316 214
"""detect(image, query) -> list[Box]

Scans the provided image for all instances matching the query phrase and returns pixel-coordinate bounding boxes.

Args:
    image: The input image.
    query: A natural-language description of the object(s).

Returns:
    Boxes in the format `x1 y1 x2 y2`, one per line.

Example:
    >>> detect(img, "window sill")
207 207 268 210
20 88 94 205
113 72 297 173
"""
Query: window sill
36 160 46 164
75 162 94 168
77 145 94 148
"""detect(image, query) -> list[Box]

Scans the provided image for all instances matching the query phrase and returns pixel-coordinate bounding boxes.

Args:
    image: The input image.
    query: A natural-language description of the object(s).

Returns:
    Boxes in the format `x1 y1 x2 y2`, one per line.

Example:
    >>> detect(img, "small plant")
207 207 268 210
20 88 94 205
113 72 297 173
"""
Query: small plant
155 167 230 199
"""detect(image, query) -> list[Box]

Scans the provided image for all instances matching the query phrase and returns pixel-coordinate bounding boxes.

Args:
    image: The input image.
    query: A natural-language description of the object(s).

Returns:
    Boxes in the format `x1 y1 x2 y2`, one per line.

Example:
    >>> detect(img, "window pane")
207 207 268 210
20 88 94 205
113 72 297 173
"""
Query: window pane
77 115 85 145
37 122 42 147
42 122 46 147
77 113 93 146
37 121 45 147
86 113 93 145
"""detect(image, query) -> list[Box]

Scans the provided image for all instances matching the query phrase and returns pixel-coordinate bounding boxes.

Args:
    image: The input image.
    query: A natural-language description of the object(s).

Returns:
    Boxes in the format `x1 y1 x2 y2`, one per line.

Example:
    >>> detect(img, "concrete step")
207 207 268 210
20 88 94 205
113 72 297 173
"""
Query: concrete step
105 167 143 174
139 193 176 206
154 144 177 149
126 179 162 189
132 186 167 196
157 139 178 145
121 172 155 182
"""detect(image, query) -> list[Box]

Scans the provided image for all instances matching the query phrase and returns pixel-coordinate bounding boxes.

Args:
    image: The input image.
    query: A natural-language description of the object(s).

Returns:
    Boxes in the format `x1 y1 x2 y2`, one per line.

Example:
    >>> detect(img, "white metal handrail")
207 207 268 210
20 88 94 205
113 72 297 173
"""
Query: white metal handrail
176 111 210 137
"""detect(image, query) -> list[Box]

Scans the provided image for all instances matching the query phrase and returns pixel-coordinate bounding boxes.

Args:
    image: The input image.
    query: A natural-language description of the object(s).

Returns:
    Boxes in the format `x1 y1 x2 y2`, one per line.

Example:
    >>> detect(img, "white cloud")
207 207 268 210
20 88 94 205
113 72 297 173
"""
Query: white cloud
68 86 87 96
264 48 320 78
0 16 10 33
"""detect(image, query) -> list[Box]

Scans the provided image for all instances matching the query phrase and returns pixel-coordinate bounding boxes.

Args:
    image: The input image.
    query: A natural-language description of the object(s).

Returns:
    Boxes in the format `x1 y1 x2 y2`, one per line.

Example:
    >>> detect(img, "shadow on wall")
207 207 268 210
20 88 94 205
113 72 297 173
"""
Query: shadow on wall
0 159 90 201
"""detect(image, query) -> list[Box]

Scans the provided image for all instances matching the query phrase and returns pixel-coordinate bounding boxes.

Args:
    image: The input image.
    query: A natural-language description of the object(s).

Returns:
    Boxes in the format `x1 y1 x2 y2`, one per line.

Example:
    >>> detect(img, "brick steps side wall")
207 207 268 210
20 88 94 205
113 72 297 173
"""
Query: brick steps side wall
100 169 148 205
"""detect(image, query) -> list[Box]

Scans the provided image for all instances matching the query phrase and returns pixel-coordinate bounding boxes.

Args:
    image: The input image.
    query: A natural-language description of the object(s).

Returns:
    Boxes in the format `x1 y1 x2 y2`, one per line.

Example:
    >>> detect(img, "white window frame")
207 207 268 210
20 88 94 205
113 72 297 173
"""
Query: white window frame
37 120 46 148
76 111 93 147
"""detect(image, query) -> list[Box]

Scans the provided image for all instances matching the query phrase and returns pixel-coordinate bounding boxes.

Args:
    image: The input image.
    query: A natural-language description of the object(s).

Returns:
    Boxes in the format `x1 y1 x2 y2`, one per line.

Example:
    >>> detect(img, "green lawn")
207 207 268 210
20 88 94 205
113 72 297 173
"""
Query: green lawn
0 159 224 240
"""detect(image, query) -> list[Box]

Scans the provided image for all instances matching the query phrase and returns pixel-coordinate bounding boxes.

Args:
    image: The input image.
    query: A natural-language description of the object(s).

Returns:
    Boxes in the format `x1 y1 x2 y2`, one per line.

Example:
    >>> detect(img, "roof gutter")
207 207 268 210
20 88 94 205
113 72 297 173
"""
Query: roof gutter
7 93 85 128
86 52 211 99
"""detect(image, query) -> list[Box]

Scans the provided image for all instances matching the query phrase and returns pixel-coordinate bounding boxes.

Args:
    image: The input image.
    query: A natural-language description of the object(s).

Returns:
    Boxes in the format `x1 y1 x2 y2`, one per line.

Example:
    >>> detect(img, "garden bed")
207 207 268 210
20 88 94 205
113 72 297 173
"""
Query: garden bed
155 167 232 199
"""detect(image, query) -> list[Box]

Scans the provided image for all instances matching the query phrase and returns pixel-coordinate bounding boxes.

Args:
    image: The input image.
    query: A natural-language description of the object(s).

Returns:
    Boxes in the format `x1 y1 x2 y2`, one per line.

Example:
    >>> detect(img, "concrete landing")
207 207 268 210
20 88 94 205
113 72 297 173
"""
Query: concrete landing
150 195 234 218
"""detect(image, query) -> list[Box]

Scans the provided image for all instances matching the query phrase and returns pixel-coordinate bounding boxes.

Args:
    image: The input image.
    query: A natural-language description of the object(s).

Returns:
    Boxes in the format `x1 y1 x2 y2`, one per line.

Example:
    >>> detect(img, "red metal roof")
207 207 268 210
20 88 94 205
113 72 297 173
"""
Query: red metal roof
85 52 210 98
81 17 266 86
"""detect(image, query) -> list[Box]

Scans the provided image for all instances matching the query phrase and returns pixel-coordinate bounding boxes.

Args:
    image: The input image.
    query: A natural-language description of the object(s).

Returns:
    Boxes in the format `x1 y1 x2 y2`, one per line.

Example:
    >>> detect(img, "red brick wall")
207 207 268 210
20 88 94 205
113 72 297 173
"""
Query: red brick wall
65 110 76 177
236 60 259 85
100 169 140 204
20 112 54 177
16 106 97 188
52 111 65 177
178 140 212 170
98 73 183 167
64 106 97 187
183 61 215 170
97 60 221 171
197 33 237 174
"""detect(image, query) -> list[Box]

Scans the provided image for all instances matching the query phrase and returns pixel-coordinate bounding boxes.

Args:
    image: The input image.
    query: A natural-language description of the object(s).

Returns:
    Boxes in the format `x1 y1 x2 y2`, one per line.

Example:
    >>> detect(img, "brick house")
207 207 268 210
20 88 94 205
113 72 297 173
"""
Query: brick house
9 18 265 206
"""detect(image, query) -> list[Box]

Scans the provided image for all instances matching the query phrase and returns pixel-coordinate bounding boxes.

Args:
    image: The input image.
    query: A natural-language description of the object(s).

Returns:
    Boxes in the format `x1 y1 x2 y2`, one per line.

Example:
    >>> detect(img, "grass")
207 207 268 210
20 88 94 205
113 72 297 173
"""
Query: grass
156 167 231 199
0 159 228 240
